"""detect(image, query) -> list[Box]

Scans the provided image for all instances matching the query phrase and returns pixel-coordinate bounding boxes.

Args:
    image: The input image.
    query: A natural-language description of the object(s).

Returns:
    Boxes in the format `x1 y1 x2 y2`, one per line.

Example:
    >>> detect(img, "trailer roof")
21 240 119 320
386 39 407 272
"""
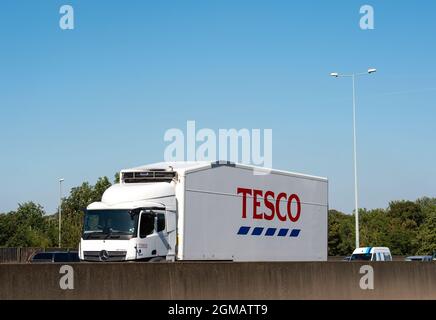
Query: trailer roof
121 161 328 182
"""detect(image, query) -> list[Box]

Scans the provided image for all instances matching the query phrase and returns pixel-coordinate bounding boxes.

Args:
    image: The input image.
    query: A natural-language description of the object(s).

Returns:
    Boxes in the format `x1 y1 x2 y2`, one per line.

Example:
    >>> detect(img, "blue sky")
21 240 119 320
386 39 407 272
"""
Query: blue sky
1 0 436 214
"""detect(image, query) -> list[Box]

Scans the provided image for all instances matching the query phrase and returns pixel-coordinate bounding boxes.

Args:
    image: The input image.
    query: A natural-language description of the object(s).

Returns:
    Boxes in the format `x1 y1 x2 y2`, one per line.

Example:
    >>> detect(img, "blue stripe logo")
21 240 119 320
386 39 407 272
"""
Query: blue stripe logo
278 228 289 237
237 226 301 238
237 226 251 235
251 227 264 236
265 228 277 236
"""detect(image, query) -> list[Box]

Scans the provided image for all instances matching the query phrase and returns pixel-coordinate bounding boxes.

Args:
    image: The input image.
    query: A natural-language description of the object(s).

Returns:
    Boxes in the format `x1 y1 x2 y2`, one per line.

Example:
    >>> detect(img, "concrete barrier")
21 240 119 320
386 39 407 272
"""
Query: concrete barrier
0 262 435 300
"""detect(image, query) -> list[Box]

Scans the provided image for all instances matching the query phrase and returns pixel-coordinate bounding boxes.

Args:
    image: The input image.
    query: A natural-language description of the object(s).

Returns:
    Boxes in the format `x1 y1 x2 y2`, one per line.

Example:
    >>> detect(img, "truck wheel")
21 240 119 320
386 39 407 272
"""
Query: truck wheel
149 257 166 262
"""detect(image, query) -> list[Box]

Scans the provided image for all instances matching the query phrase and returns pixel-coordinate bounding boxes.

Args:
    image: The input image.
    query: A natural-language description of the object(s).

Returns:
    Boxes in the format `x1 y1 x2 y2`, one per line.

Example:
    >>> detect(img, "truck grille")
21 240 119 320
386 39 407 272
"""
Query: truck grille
83 250 127 262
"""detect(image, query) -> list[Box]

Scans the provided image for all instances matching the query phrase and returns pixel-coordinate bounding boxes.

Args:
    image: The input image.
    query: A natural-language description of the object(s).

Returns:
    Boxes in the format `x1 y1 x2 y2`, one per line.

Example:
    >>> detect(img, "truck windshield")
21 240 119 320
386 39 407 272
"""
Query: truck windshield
350 253 372 261
83 209 138 238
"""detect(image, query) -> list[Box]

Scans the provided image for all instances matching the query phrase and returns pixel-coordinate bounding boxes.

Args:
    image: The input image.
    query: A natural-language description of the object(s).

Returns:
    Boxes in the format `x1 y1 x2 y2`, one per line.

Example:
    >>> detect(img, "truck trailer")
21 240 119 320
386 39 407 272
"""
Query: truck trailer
79 161 328 262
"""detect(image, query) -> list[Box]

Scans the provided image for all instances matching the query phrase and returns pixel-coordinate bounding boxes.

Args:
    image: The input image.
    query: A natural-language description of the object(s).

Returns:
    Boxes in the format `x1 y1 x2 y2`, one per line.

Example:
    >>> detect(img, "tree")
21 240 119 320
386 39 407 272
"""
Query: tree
0 202 55 248
94 177 112 200
0 211 17 245
387 200 425 226
114 172 120 184
415 199 436 255
328 210 354 256
328 199 435 256
416 197 436 220
359 208 390 248
385 201 424 255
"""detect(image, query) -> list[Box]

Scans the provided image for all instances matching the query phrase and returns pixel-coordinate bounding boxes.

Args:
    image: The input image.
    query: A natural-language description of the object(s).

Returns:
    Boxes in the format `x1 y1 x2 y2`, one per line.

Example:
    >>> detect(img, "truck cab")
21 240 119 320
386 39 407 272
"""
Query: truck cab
79 170 178 262
350 247 392 262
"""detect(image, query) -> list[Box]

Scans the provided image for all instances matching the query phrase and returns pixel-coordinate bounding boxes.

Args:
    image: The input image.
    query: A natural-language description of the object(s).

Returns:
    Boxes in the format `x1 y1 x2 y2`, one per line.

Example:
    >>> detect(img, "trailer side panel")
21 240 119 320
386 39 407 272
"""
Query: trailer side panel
183 165 328 261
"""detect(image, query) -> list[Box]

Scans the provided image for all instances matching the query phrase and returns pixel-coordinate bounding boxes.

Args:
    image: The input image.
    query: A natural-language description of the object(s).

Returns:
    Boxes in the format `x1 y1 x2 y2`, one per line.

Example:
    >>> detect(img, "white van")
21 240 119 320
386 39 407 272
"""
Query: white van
350 247 392 262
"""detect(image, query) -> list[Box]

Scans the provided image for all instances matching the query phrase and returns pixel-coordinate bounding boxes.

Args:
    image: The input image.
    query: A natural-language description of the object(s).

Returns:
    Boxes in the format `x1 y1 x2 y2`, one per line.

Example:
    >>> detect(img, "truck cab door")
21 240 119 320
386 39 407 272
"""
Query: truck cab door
137 210 169 259
136 212 155 259
154 211 170 257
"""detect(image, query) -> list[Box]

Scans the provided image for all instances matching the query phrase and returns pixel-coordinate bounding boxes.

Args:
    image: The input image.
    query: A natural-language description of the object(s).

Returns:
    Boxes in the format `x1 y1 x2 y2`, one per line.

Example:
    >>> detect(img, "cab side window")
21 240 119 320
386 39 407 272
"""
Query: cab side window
139 214 154 238
157 213 165 232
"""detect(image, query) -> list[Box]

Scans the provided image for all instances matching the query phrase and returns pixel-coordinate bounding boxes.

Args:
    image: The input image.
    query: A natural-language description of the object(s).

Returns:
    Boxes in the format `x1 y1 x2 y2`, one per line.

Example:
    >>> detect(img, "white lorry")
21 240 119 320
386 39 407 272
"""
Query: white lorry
79 161 328 262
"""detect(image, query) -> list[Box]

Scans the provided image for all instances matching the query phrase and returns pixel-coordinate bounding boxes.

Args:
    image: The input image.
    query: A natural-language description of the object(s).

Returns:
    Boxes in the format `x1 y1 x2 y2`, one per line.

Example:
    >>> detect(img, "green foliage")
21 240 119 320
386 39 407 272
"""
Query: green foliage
415 205 436 255
359 208 390 248
386 201 424 255
329 198 436 256
0 202 56 247
387 200 425 226
328 210 354 255
114 172 120 184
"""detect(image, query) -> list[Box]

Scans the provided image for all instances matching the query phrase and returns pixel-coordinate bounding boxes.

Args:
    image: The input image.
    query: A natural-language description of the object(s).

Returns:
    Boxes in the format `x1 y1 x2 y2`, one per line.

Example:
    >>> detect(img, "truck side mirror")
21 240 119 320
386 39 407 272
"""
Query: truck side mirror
154 215 158 233
129 208 141 218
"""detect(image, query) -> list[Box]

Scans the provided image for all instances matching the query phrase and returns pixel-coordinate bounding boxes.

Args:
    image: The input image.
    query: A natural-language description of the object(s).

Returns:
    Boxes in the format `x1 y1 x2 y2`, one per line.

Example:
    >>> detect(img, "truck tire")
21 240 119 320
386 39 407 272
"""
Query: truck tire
149 257 166 262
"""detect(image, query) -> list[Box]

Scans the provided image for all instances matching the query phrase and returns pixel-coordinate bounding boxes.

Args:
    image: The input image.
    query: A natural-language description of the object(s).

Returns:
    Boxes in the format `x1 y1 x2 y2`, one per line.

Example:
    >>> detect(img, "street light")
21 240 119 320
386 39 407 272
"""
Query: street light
59 178 64 248
330 68 376 249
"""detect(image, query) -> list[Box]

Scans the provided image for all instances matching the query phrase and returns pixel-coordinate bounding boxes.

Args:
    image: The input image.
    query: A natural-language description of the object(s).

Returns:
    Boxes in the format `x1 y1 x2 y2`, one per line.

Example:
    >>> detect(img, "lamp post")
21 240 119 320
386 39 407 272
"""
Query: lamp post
59 178 64 248
330 68 376 249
